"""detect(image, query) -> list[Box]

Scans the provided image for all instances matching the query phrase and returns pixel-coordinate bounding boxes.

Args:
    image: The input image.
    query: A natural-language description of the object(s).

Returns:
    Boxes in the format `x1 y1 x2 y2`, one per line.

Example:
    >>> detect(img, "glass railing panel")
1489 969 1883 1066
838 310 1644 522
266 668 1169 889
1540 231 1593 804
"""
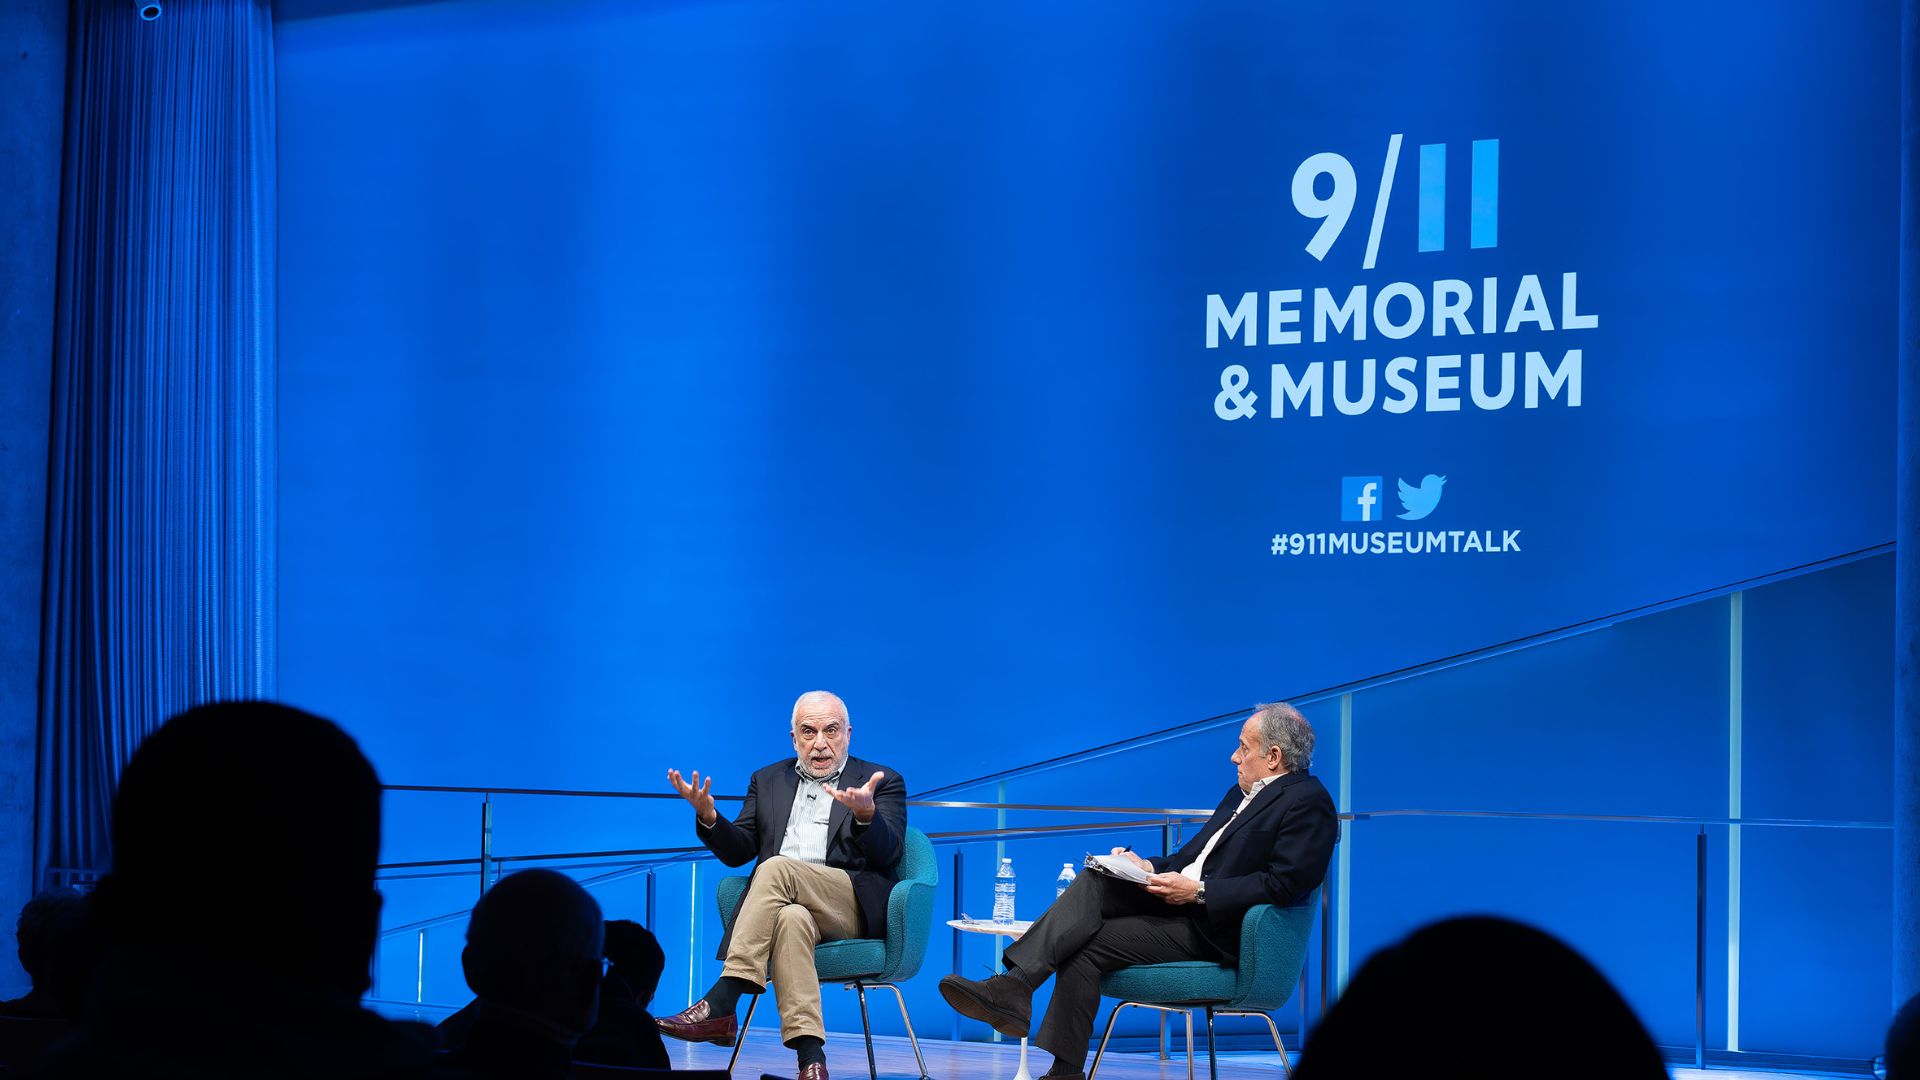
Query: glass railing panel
380 788 491 869
1736 823 1891 1058
371 874 483 1007
1345 815 1701 1050
1347 594 1732 820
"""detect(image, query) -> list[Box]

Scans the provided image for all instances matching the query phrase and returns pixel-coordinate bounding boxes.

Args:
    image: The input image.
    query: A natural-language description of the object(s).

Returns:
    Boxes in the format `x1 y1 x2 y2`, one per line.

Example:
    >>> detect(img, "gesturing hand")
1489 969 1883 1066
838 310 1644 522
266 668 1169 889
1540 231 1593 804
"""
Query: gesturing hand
667 768 718 826
1145 872 1201 905
825 770 887 824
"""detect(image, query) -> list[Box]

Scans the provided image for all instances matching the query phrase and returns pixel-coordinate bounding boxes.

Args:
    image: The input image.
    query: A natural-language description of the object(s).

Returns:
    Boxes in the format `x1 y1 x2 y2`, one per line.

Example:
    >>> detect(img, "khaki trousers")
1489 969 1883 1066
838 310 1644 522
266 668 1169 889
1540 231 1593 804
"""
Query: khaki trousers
722 855 862 1042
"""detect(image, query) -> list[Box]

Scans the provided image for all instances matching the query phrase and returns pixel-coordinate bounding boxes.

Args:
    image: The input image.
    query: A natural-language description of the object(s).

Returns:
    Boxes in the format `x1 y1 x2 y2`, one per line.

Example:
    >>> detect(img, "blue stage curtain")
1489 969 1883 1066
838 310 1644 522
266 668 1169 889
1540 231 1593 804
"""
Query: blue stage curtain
1896 0 1920 1012
36 0 276 885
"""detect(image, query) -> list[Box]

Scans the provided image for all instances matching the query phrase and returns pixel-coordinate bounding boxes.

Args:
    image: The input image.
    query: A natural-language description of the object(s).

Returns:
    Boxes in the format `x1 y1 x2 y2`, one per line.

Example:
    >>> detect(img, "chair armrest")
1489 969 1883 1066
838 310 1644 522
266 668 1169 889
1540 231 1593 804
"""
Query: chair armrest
716 874 750 930
880 878 936 982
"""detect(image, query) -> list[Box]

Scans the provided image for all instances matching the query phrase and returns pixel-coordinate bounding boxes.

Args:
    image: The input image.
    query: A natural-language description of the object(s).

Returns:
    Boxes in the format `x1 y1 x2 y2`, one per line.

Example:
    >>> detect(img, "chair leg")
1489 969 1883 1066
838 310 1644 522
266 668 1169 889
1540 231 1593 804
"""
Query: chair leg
872 982 930 1080
1086 1000 1133 1080
1203 1007 1218 1080
1090 1001 1197 1080
1184 1008 1195 1080
727 994 759 1075
1215 1009 1291 1078
854 984 880 1080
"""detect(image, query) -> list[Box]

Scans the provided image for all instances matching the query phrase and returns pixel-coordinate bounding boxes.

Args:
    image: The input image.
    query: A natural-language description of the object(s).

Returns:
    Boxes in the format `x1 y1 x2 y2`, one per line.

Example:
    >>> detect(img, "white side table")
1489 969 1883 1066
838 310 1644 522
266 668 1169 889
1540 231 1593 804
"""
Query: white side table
947 918 1038 1080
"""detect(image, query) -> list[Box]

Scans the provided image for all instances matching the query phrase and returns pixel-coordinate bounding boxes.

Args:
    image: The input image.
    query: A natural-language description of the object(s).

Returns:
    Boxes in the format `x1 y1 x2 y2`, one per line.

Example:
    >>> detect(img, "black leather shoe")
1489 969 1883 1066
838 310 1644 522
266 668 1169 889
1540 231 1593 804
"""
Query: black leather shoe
938 972 1032 1038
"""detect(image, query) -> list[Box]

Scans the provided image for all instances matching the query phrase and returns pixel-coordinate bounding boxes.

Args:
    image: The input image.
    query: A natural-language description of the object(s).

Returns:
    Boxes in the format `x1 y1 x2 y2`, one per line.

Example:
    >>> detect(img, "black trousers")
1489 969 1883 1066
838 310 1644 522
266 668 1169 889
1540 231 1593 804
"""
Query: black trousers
1001 869 1225 1067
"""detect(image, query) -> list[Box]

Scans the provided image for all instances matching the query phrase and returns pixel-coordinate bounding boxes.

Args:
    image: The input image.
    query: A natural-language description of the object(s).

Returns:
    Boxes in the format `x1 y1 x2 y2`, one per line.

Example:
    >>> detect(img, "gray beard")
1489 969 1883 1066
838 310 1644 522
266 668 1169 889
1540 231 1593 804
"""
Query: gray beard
795 756 846 786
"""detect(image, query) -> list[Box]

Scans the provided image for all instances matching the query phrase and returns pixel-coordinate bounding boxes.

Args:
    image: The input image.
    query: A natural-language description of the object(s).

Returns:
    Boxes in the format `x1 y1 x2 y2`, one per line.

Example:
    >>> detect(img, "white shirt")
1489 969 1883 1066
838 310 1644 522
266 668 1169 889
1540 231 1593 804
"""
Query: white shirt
1179 774 1281 883
778 775 836 864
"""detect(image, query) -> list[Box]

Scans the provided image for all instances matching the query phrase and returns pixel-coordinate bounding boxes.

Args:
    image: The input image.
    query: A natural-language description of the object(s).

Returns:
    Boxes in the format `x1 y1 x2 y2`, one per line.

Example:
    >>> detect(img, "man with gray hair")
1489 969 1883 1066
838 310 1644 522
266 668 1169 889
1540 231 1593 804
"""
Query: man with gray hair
659 691 906 1080
940 702 1336 1080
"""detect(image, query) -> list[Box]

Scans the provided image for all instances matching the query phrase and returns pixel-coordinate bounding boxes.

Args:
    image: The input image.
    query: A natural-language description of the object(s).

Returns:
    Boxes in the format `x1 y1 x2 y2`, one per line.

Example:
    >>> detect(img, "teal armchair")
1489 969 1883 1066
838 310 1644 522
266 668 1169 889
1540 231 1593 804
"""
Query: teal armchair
1088 888 1319 1080
714 826 938 1079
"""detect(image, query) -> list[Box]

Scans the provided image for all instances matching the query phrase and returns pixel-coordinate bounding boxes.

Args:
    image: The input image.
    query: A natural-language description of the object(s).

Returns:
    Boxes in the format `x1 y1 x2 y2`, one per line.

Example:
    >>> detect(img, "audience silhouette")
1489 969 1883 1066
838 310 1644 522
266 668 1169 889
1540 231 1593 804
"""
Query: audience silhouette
1887 991 1920 1079
433 868 605 1080
1294 915 1667 1080
38 700 436 1079
575 919 672 1070
0 888 93 1021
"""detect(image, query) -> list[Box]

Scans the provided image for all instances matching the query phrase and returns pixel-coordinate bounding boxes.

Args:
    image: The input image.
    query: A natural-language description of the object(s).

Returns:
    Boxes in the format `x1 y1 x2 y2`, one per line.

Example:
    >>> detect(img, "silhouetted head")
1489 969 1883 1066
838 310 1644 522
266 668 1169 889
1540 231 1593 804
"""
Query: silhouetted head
94 700 383 998
16 889 86 984
1889 992 1920 1078
601 919 664 1007
462 869 603 1038
15 888 96 1014
1296 916 1666 1080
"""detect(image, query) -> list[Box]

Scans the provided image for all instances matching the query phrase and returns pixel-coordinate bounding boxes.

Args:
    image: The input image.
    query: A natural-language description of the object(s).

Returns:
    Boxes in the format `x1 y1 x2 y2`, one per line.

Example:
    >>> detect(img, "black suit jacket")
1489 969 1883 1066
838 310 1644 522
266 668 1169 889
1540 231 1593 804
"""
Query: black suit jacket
1147 769 1337 958
697 755 907 955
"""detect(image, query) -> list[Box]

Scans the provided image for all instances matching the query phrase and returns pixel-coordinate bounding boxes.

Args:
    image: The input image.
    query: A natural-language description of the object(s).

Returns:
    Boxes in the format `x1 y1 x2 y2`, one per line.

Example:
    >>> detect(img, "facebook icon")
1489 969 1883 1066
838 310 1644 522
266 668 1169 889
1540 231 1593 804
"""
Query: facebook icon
1341 476 1384 522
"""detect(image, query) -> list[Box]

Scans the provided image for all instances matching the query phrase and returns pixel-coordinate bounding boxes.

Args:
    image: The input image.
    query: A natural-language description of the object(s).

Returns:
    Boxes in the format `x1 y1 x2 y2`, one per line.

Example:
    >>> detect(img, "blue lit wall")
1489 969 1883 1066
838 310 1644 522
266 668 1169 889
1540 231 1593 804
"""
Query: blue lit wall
271 0 1899 1059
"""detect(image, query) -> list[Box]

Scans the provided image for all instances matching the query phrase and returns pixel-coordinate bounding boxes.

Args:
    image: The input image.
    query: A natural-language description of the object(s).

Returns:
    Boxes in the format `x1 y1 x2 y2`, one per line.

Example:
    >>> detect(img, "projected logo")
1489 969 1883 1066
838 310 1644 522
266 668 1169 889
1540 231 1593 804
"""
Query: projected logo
1206 135 1598 425
1293 137 1499 270
1270 474 1519 558
1396 474 1446 520
1341 477 1383 522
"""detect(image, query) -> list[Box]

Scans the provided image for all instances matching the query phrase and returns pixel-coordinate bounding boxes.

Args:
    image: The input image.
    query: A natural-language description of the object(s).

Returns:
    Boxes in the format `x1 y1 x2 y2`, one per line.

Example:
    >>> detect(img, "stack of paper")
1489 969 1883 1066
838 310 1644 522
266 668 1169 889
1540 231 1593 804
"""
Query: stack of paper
1083 853 1151 885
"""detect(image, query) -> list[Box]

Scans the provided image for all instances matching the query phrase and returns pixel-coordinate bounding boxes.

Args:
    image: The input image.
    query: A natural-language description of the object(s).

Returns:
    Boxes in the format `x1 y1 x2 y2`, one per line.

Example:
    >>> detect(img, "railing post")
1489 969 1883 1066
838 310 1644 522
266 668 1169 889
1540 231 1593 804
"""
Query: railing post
1696 828 1707 1069
645 868 656 929
479 792 494 899
951 850 964 1042
415 928 427 1004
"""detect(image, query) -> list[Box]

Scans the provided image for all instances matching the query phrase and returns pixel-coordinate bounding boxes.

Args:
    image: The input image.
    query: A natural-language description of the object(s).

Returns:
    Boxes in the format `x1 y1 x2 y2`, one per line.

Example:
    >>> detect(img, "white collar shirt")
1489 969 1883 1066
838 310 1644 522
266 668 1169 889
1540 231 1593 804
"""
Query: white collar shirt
778 774 836 864
1179 773 1282 883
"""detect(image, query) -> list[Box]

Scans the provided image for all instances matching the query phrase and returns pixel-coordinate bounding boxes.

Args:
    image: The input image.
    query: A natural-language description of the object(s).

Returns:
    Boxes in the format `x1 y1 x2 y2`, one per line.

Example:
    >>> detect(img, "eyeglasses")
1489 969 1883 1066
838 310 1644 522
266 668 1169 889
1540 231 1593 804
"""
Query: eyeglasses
796 724 845 742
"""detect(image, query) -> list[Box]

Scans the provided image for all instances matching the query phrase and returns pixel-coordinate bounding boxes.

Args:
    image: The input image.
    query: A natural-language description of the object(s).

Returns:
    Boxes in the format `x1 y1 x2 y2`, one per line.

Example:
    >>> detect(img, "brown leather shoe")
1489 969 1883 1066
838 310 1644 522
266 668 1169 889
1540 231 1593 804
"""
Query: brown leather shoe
655 999 739 1046
797 1064 829 1080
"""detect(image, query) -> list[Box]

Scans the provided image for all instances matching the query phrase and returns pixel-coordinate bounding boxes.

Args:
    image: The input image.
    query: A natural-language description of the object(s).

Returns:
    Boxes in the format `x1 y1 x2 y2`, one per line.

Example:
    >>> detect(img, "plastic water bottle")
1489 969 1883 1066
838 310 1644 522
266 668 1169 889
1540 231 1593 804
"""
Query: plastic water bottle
1056 862 1076 899
992 857 1016 923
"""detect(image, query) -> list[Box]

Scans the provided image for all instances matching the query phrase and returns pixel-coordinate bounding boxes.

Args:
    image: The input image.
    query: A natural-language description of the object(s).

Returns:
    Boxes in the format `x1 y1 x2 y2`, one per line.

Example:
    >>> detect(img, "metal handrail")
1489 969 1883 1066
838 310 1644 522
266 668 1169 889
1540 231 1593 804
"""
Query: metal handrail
371 803 1890 933
376 815 1203 937
383 785 1217 816
372 799 1893 878
1348 808 1892 829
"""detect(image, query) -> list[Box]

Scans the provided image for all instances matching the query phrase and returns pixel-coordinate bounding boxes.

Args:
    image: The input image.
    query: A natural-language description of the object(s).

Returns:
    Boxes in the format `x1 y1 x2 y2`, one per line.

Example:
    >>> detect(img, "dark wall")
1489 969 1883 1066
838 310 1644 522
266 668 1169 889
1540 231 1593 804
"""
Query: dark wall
0 0 67 994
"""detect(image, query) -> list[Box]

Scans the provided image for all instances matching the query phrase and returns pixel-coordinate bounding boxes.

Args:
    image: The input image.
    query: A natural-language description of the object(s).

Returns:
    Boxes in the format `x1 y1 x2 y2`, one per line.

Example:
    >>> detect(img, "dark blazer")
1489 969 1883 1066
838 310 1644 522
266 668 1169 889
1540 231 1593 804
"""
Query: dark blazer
697 755 907 955
1147 769 1336 958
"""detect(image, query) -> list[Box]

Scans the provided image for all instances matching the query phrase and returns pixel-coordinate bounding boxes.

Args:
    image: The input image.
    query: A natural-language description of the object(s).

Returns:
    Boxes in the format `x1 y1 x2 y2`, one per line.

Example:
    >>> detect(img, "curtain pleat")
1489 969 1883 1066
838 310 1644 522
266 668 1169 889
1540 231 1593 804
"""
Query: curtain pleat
37 0 276 884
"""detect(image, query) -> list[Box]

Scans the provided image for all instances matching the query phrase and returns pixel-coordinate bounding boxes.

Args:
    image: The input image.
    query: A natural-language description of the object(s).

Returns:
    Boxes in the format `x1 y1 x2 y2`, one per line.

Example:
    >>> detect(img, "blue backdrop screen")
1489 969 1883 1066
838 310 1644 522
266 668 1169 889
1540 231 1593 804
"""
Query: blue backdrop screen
273 0 1894 837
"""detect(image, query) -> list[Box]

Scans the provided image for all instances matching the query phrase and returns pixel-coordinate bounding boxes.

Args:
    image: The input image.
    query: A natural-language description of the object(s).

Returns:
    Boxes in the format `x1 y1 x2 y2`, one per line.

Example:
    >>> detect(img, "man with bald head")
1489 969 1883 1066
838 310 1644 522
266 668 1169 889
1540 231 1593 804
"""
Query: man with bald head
659 691 906 1080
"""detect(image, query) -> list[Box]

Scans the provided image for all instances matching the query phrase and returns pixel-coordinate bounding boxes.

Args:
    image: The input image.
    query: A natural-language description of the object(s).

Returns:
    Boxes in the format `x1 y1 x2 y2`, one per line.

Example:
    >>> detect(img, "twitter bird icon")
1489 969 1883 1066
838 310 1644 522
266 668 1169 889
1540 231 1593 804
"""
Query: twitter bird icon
1396 475 1447 520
